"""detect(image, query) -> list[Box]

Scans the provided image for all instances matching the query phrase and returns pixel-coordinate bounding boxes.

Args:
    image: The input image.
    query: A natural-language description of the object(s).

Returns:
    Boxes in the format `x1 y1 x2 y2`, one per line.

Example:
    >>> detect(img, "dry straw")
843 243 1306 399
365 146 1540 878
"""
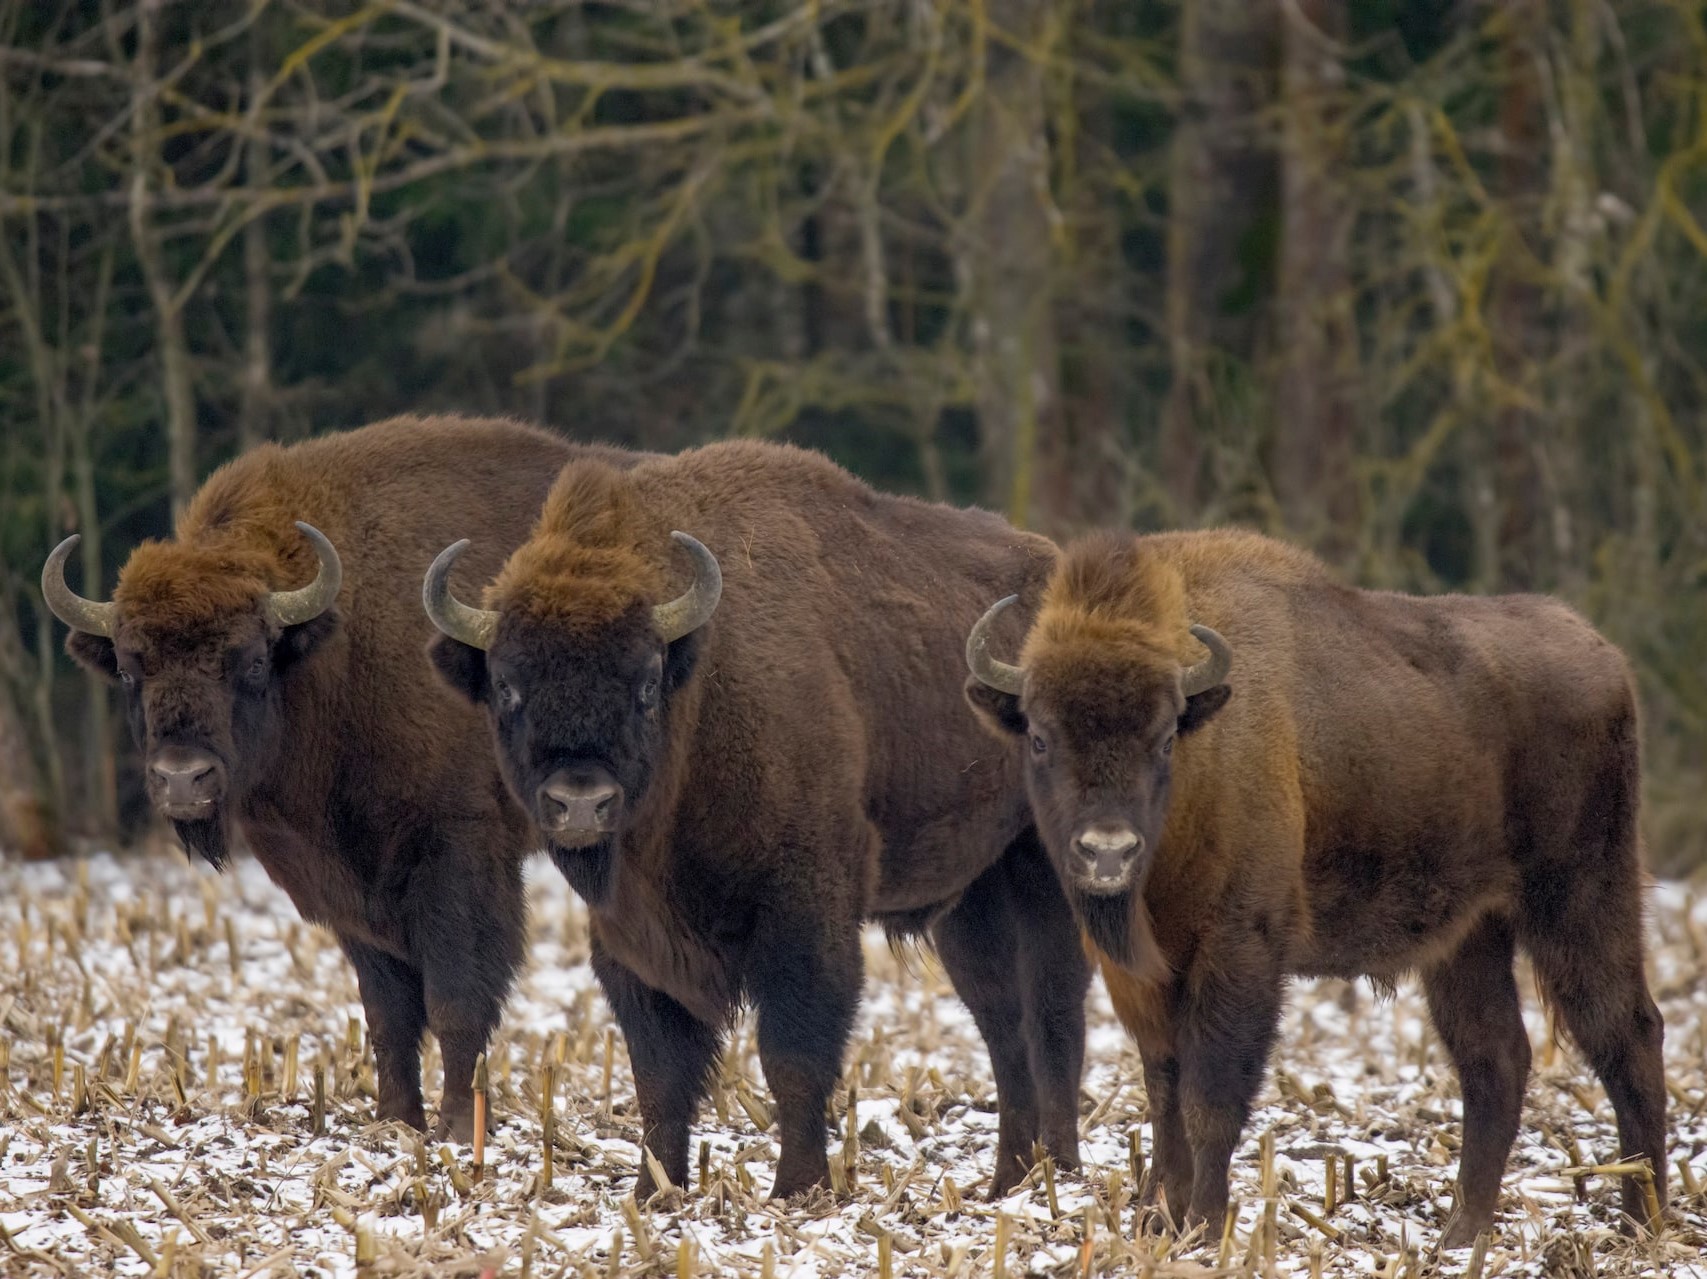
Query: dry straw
0 848 1703 1276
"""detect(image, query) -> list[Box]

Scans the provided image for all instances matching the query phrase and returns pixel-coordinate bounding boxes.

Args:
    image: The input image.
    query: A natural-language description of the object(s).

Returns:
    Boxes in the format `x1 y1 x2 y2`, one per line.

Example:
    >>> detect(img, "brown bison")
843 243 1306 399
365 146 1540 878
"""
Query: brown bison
422 440 1087 1200
43 415 631 1139
963 528 1666 1245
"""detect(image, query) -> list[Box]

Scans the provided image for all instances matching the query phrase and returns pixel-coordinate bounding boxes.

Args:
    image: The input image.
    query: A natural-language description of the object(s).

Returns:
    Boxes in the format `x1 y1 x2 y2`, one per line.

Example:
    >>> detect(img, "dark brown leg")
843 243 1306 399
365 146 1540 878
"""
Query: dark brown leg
1519 693 1667 1233
591 939 722 1199
341 939 428 1131
1177 967 1282 1232
415 830 526 1141
748 912 862 1200
1102 958 1192 1220
934 855 1042 1197
1140 1051 1194 1218
1423 915 1531 1248
1012 834 1090 1172
1526 909 1667 1232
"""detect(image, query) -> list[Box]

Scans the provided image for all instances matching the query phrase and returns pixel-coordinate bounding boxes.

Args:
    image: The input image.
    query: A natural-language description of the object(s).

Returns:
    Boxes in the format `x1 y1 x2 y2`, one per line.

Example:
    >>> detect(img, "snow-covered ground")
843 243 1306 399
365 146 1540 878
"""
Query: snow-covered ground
0 846 1703 1277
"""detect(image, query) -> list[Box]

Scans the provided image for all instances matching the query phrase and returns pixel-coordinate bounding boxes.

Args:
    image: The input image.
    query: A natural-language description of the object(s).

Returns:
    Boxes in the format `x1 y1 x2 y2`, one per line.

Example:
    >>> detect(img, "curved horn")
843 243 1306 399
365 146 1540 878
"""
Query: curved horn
41 534 116 637
652 532 722 643
422 539 500 650
1180 623 1232 697
265 522 343 628
965 595 1026 695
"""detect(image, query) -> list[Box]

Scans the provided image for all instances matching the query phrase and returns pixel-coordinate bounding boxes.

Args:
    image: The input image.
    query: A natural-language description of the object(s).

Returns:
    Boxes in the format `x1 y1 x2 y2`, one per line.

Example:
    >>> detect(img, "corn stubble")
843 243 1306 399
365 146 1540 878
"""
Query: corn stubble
0 849 1702 1275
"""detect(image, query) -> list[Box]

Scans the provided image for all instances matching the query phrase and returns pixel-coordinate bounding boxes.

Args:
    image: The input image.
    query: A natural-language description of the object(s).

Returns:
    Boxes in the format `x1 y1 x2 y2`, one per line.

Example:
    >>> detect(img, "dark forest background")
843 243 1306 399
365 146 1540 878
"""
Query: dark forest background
2 0 1704 870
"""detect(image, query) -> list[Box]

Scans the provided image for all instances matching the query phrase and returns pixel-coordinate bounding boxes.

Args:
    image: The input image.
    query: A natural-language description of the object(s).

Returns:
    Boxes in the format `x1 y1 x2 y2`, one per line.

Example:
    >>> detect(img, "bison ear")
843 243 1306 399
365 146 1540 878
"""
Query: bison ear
274 609 340 673
428 632 489 704
663 630 703 695
66 631 120 681
1178 683 1231 736
964 677 1027 739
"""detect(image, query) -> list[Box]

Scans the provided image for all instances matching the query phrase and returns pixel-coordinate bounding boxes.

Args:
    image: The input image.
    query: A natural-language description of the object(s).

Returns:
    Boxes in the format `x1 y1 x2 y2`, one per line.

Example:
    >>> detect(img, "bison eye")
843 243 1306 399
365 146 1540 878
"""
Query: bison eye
494 676 521 711
120 670 135 687
1161 736 1174 756
247 657 267 681
638 677 661 711
1030 733 1048 756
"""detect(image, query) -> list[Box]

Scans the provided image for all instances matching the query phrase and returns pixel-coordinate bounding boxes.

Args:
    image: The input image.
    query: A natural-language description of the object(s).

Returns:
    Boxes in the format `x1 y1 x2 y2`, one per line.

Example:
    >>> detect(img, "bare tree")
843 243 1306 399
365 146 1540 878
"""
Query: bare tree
1270 0 1359 556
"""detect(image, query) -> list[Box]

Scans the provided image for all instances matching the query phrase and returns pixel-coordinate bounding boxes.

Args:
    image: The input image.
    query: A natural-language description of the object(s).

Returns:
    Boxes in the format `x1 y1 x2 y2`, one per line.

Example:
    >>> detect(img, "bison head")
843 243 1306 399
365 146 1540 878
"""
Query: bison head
44 522 343 868
423 481 719 908
962 535 1231 969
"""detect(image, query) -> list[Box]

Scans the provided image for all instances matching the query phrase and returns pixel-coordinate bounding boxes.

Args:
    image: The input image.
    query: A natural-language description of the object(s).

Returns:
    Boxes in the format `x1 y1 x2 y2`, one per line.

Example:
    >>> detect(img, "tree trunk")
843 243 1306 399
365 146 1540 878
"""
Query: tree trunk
1159 0 1279 519
1270 0 1359 558
0 677 63 862
130 0 197 517
238 41 273 452
67 244 118 834
1033 12 1125 537
237 195 274 451
1488 0 1547 590
963 0 1062 528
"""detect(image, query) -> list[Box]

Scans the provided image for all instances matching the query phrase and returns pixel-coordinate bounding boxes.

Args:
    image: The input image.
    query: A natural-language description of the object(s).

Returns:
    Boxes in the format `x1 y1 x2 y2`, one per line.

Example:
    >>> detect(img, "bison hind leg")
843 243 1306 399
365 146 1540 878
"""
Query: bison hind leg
931 846 1073 1199
1522 898 1666 1232
929 833 1091 1200
1421 914 1529 1249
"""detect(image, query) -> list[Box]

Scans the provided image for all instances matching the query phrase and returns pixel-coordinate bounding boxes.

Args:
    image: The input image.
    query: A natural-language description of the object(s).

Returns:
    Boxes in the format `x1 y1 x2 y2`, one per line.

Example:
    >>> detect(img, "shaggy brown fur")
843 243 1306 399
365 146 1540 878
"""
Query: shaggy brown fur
63 414 635 1139
967 528 1666 1246
430 439 1087 1202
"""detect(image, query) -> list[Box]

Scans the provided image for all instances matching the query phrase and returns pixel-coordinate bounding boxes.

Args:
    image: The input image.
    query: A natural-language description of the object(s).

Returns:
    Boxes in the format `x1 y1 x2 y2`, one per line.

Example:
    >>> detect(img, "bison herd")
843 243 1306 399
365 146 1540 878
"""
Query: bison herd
41 414 1668 1245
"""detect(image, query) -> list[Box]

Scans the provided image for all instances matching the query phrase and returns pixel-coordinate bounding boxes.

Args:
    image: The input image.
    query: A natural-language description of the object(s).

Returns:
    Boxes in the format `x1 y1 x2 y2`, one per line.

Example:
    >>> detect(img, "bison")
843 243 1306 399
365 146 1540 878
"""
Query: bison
962 528 1666 1245
43 414 631 1139
422 439 1088 1199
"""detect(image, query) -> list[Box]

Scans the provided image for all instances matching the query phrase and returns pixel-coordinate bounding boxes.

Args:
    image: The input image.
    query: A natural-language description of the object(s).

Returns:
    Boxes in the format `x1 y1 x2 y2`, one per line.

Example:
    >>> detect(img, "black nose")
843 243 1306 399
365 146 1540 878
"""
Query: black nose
149 747 222 811
537 770 622 833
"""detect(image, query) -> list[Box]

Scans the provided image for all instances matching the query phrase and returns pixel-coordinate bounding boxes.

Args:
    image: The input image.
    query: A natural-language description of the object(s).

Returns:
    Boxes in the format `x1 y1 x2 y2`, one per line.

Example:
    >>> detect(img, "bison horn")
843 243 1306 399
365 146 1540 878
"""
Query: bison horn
41 534 116 637
422 539 500 650
1180 623 1232 696
965 595 1027 695
265 522 343 628
652 532 722 643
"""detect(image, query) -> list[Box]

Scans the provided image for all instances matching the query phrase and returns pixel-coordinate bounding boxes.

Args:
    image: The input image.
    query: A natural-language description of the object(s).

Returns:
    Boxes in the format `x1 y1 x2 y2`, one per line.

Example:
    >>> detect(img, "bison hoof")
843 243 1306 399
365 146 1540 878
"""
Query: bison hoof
376 1101 428 1134
1439 1209 1492 1251
768 1170 832 1203
433 1110 477 1144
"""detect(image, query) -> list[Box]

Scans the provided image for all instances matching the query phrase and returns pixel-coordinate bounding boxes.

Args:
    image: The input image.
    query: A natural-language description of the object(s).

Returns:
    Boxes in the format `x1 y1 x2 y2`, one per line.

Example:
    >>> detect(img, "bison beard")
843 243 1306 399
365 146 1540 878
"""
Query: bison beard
174 813 232 872
551 840 615 906
1073 888 1165 979
1076 890 1136 969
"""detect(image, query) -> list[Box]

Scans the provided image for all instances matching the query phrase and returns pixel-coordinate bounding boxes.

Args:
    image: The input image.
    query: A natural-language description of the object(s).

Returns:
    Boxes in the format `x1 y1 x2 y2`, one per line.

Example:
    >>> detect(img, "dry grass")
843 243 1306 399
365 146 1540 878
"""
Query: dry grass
0 846 1704 1277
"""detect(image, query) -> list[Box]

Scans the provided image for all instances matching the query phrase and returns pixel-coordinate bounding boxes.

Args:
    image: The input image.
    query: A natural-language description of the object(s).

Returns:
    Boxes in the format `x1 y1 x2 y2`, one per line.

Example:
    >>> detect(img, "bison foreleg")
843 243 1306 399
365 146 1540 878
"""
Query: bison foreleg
1177 971 1282 1234
748 914 863 1201
1137 1053 1193 1224
342 940 428 1132
1103 961 1192 1225
590 941 721 1201
415 848 524 1143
